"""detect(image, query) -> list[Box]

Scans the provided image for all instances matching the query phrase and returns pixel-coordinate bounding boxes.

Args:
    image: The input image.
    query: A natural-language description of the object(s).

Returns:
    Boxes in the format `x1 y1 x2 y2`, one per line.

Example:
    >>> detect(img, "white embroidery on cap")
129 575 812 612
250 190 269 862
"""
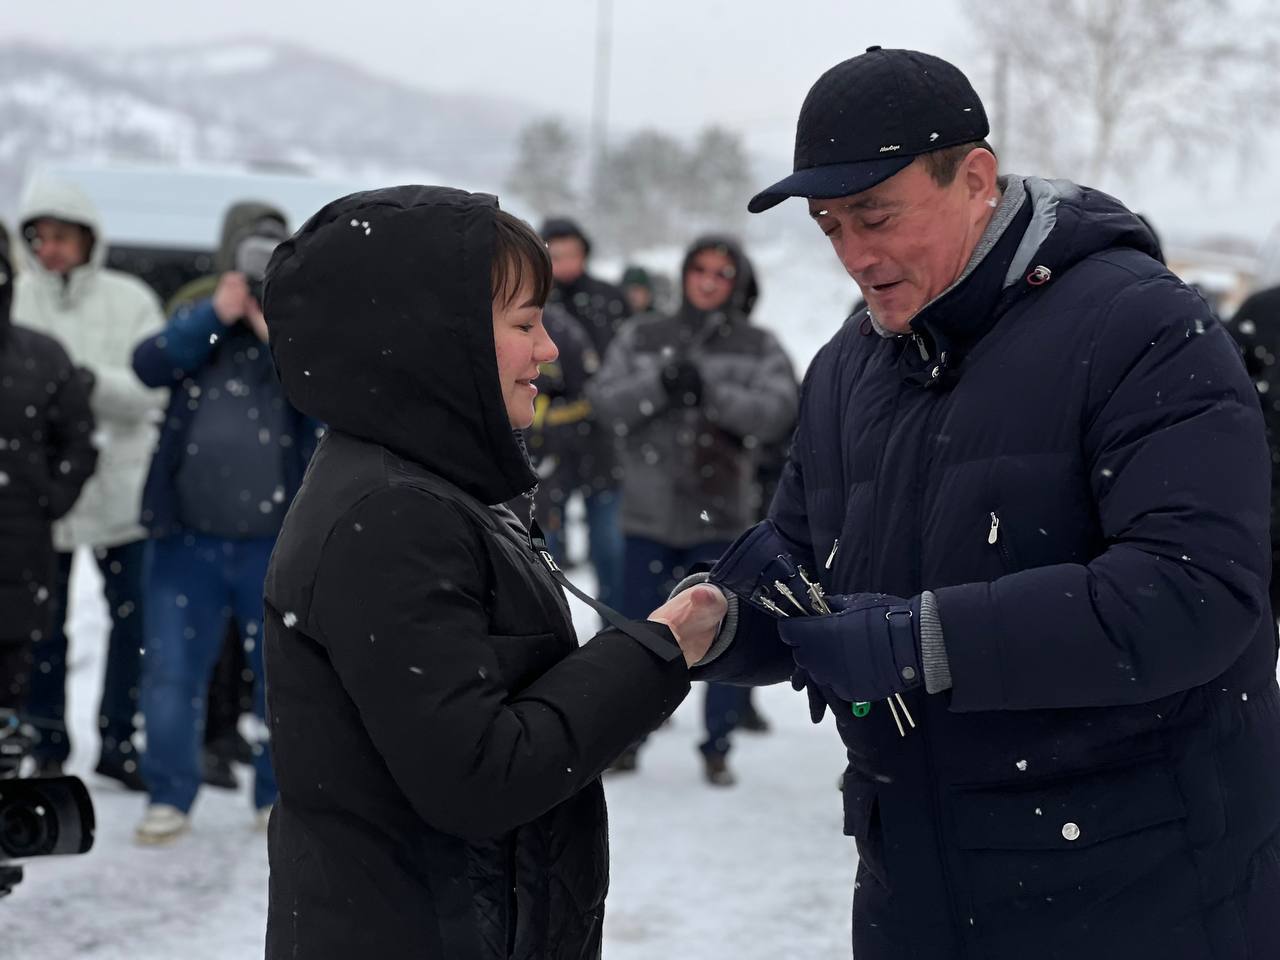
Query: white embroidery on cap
879 144 901 153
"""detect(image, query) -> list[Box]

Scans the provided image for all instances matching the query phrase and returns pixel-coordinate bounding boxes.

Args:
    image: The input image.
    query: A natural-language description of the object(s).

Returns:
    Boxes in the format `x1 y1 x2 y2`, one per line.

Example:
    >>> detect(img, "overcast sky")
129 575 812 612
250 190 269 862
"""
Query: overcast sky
9 1 968 147
9 0 1279 247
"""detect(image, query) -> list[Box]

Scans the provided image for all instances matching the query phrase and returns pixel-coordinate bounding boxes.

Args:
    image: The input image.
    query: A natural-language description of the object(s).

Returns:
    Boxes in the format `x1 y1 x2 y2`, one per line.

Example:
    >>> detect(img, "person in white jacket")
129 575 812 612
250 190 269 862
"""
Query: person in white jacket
14 177 166 789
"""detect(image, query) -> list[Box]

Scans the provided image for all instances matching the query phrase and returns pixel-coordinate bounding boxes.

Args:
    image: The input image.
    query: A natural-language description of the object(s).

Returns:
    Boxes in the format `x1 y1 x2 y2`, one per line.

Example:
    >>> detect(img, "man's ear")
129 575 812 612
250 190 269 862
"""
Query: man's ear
962 147 999 209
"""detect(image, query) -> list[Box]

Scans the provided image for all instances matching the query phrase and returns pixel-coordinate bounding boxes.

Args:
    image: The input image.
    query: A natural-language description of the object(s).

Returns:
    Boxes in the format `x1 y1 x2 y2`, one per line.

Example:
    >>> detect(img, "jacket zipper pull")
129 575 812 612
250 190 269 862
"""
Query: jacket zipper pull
988 512 1000 545
825 538 840 571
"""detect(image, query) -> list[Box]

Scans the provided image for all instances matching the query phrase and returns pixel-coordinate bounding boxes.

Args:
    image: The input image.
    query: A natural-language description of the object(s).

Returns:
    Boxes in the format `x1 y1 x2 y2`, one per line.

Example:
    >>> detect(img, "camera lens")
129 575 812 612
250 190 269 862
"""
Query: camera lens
0 797 54 859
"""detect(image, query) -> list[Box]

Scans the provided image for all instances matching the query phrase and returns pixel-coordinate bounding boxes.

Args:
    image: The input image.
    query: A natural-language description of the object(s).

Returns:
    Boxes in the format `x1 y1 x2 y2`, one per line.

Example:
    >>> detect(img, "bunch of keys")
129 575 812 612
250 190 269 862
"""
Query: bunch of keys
708 521 917 737
749 556 916 739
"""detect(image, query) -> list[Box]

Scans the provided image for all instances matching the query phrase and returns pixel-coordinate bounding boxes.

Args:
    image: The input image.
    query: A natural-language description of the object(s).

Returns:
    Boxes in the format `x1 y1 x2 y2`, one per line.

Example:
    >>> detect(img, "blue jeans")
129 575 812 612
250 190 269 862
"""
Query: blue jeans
140 534 276 812
621 535 745 759
544 488 625 611
28 540 147 765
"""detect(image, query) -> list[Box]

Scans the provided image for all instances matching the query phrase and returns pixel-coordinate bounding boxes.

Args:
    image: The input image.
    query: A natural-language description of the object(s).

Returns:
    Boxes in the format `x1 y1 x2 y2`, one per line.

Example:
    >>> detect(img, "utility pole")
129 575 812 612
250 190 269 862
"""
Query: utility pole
992 47 1010 155
588 0 614 215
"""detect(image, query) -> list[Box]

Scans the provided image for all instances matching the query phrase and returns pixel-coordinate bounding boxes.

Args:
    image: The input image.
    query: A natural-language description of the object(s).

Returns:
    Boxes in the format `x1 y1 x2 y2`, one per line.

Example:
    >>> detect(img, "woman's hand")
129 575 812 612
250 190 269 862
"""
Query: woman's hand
648 584 727 667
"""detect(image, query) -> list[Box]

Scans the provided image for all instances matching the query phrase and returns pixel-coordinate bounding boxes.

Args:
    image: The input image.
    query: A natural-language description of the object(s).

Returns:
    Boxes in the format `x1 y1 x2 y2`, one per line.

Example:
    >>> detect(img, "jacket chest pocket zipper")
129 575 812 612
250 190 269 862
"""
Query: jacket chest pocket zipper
988 511 1016 570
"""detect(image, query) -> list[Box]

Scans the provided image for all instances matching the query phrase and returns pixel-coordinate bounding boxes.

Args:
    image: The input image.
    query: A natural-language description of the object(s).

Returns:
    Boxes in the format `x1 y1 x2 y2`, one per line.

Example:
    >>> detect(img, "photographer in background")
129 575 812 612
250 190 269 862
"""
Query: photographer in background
0 223 97 715
167 202 291 792
130 217 320 843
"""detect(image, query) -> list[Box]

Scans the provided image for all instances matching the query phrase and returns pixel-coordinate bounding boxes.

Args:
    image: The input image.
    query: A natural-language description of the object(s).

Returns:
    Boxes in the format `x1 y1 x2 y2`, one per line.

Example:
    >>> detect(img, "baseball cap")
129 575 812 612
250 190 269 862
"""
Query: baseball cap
748 47 989 213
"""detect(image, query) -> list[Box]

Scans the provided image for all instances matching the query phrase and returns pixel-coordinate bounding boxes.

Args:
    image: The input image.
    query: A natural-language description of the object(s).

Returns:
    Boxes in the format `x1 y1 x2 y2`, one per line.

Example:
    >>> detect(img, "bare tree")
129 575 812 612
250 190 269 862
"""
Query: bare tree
592 128 686 253
964 0 1280 185
683 126 752 237
505 117 580 217
589 125 754 253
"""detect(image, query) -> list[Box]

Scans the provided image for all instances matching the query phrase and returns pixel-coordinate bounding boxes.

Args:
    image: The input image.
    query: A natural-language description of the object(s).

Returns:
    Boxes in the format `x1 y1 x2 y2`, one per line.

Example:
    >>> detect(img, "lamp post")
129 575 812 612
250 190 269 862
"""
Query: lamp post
588 0 614 215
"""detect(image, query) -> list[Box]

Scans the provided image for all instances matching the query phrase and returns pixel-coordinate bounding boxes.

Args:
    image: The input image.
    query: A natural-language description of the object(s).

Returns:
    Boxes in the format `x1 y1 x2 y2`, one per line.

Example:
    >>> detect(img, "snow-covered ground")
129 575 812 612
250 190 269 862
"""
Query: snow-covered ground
9 550 855 959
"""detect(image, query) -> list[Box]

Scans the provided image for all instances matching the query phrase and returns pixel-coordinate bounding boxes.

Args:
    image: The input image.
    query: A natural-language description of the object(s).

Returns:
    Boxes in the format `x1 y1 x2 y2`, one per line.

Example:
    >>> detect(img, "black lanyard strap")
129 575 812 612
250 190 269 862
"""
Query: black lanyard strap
528 520 683 665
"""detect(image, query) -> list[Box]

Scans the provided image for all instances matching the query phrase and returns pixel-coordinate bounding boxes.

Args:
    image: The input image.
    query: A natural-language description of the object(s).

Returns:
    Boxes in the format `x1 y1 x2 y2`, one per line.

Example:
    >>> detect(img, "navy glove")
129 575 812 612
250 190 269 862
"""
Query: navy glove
778 593 924 705
708 520 826 618
661 360 703 407
791 667 830 724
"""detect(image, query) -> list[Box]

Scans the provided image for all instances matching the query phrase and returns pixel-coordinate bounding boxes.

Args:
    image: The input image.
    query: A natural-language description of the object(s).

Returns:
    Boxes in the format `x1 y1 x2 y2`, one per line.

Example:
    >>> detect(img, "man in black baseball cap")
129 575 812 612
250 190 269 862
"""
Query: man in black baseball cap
752 46 1000 334
748 46 989 213
683 47 1280 958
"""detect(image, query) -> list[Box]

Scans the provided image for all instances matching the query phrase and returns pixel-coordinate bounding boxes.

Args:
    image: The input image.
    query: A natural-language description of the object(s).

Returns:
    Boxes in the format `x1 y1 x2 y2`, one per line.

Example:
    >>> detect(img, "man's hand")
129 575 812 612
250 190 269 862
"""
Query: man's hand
648 584 727 667
212 272 250 326
245 299 269 343
778 593 924 704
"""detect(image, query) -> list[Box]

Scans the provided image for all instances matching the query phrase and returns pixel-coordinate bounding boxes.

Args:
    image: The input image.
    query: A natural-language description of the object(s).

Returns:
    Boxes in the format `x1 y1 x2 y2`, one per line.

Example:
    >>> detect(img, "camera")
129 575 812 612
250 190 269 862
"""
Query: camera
234 235 278 308
0 711 95 897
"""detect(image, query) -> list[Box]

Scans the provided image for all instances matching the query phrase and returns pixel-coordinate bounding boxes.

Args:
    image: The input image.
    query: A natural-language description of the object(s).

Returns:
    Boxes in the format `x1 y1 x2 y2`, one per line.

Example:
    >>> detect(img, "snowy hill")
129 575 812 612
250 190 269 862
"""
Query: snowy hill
0 39 534 220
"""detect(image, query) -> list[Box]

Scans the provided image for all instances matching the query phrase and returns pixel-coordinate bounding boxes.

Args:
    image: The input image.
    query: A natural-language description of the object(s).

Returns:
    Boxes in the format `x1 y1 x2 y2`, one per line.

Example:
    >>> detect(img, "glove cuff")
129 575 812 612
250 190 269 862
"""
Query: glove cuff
669 571 738 667
919 590 952 694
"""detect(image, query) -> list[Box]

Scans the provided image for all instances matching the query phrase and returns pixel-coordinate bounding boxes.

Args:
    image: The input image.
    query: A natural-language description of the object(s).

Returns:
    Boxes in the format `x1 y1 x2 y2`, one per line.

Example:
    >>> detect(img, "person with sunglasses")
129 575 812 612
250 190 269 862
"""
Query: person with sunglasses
589 235 798 785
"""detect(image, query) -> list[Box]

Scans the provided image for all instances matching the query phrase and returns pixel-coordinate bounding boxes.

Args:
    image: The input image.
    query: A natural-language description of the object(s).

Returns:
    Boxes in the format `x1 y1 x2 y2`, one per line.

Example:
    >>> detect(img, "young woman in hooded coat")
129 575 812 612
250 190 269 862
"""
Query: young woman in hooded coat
260 186 725 960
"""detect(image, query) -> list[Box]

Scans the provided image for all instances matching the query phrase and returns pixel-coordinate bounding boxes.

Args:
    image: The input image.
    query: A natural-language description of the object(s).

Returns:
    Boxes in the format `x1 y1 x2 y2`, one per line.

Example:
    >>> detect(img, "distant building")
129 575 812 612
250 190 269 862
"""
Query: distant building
1166 244 1258 318
16 162 387 302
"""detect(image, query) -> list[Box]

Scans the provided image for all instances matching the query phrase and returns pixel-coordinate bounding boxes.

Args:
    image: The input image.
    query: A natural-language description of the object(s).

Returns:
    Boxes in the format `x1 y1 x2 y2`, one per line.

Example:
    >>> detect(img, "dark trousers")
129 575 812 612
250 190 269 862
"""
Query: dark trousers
205 622 250 751
620 534 745 759
0 642 33 712
28 540 147 765
543 488 625 610
140 533 275 812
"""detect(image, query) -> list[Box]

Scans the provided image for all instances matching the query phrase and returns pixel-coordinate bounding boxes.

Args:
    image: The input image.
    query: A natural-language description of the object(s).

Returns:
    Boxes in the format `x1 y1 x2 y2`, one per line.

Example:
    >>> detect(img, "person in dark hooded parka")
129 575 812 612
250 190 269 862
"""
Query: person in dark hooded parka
260 186 725 960
163 200 294 793
0 225 97 710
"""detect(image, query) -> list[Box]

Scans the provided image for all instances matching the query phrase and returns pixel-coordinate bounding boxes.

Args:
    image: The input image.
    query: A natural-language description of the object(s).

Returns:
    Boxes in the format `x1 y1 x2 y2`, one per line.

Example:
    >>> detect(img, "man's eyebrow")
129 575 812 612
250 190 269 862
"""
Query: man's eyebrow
809 196 896 217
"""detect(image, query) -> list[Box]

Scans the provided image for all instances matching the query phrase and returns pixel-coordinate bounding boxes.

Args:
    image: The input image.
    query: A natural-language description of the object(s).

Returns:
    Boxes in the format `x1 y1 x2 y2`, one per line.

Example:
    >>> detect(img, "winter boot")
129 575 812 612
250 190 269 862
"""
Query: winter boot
738 704 771 734
201 749 239 790
135 804 188 845
33 757 63 778
702 754 736 787
605 749 639 774
95 754 147 792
